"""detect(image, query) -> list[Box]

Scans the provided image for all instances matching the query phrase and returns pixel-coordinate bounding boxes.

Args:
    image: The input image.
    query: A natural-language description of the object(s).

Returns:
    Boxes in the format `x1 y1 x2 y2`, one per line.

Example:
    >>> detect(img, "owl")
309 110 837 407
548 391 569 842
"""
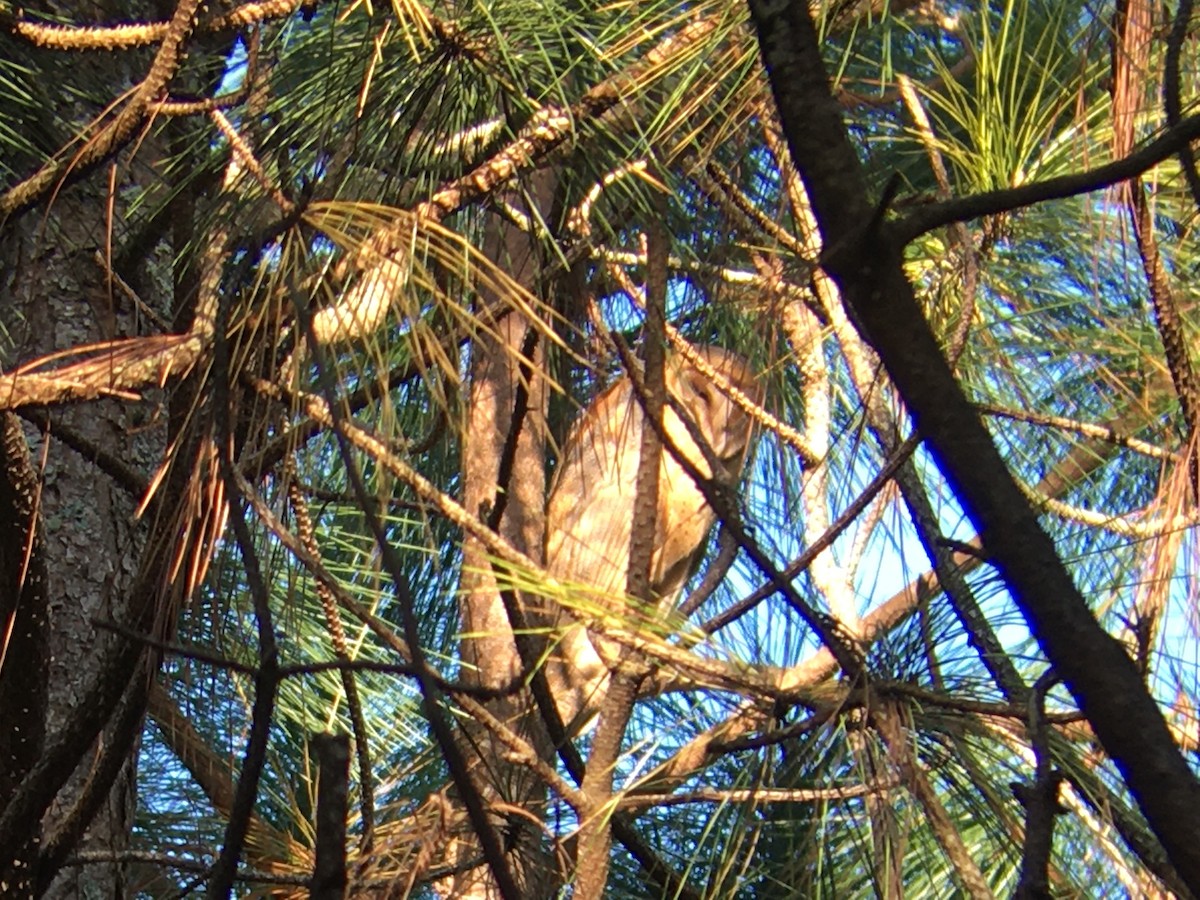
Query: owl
541 345 761 733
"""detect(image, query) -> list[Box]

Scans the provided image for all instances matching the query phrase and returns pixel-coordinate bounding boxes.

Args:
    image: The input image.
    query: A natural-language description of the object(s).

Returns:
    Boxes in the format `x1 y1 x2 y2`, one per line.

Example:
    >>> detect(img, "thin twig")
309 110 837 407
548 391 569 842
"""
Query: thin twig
1013 671 1067 900
207 218 281 900
1164 0 1200 212
0 0 206 219
620 780 899 809
977 403 1175 461
701 434 917 635
875 705 995 900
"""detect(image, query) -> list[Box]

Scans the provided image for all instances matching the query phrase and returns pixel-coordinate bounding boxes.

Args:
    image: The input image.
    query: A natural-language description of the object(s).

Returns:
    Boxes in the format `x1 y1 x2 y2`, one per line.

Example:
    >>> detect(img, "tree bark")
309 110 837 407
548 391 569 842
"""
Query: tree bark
0 412 50 897
0 2 168 892
0 198 158 899
445 186 556 898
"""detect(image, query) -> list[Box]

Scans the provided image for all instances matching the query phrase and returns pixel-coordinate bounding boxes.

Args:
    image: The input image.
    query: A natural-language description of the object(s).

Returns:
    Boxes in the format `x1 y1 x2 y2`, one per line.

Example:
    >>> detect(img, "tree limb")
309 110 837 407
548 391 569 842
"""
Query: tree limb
749 0 1200 889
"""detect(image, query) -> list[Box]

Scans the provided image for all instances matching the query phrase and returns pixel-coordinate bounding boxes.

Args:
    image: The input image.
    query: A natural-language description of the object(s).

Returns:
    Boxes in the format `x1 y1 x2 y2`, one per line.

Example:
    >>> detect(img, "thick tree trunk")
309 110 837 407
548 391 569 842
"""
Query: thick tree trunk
446 193 556 898
0 3 168 893
0 199 162 899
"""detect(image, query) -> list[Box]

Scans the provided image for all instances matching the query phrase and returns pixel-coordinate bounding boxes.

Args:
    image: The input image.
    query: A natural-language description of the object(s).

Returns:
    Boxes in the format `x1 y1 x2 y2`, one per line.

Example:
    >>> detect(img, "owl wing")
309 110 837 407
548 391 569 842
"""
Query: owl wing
540 378 644 729
545 378 642 597
539 349 760 732
542 476 634 731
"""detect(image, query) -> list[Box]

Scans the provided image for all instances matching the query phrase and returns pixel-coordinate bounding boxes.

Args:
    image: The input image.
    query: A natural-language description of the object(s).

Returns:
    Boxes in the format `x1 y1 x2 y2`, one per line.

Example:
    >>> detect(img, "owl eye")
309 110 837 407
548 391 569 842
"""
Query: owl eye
674 370 729 454
680 370 719 415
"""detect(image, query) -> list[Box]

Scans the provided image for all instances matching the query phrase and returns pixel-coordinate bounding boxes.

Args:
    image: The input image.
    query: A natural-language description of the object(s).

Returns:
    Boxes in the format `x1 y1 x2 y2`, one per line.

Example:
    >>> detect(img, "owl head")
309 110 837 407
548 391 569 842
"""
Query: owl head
663 345 762 482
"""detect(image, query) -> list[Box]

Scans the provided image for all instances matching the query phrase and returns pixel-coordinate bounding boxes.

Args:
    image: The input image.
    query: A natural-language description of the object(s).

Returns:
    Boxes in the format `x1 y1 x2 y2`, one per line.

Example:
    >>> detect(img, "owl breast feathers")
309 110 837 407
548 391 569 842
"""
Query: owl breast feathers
540 345 761 731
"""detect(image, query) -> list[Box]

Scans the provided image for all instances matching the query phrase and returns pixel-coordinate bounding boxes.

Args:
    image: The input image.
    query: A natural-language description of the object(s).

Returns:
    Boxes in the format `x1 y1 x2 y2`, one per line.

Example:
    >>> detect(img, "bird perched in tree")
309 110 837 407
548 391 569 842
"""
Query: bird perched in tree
541 345 761 732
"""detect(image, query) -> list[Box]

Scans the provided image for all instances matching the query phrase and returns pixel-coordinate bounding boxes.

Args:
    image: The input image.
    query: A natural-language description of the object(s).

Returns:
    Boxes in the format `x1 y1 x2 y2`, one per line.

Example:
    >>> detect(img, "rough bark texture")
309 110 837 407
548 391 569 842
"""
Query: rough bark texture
0 2 166 892
748 0 1200 890
0 206 160 898
0 413 50 897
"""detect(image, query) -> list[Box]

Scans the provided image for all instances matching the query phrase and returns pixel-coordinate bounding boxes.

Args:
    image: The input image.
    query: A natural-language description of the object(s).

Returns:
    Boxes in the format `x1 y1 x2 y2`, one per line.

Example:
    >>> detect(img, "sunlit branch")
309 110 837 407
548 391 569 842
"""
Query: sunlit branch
210 110 294 214
0 0 205 219
327 17 721 339
620 780 899 809
249 379 542 571
700 157 808 257
978 403 1176 461
1020 483 1200 538
1 0 312 50
669 317 820 467
593 245 813 303
567 160 651 238
778 208 862 637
